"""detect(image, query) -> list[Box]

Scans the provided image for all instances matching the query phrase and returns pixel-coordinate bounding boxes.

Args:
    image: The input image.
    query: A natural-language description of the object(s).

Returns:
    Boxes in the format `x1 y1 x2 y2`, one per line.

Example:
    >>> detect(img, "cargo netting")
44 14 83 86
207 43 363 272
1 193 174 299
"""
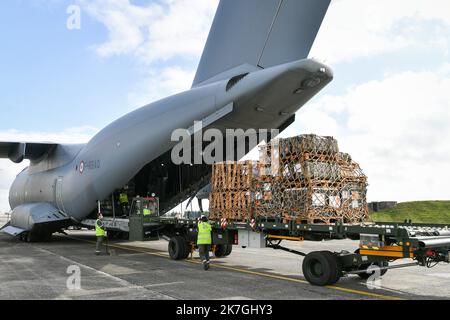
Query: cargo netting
209 135 369 224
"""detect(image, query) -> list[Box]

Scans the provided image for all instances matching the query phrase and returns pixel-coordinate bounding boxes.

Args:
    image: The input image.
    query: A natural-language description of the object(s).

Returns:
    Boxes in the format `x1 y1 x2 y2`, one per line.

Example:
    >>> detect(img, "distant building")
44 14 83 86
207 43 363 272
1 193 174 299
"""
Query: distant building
368 202 397 212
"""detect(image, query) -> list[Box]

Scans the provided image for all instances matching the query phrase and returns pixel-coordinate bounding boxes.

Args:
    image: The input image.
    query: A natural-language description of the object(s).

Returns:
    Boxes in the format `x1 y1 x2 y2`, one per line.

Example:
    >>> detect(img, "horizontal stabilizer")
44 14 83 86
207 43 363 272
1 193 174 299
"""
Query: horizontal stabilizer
0 142 57 163
10 203 71 233
1 225 26 236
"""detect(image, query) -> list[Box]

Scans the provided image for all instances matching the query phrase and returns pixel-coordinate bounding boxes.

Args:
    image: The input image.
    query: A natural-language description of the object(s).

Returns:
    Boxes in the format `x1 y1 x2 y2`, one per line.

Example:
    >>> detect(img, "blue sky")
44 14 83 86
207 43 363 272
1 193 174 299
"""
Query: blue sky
0 0 137 131
1 0 447 131
1 0 450 212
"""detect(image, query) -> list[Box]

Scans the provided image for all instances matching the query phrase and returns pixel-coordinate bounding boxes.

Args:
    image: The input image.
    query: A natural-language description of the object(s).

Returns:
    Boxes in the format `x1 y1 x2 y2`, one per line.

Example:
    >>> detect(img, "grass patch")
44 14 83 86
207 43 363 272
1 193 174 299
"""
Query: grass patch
371 201 450 224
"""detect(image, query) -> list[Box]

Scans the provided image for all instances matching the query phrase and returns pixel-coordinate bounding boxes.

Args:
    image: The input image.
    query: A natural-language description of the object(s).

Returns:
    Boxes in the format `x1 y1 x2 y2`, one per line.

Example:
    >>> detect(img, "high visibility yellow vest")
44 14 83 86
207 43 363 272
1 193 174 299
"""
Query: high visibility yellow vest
119 193 128 204
96 219 106 237
143 208 151 216
197 222 212 245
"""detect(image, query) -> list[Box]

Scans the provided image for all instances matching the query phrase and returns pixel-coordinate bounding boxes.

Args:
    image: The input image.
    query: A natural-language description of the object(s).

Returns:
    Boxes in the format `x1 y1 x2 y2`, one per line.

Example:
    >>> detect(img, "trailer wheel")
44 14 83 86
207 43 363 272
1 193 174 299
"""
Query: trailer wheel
214 244 228 258
302 251 339 286
224 244 233 256
321 251 342 285
181 242 191 260
168 236 188 260
215 244 233 257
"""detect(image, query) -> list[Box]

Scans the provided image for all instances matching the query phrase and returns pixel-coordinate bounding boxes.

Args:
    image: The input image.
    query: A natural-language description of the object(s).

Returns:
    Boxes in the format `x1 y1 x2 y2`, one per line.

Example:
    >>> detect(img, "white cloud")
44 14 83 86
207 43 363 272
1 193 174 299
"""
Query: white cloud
291 66 450 202
0 127 98 213
78 0 218 106
84 0 450 66
79 0 219 64
0 126 98 143
127 66 195 108
311 0 450 63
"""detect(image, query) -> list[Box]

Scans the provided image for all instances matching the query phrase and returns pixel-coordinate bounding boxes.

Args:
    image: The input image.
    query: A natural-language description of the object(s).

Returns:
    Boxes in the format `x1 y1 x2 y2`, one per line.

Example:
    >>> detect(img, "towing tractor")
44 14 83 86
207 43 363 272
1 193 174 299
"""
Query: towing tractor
81 197 450 286
83 196 233 259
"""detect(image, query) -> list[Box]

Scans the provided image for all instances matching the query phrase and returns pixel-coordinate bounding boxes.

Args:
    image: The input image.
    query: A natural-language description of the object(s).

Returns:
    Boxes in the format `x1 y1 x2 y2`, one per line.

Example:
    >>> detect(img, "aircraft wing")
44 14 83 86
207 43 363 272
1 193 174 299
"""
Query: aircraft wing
0 142 57 163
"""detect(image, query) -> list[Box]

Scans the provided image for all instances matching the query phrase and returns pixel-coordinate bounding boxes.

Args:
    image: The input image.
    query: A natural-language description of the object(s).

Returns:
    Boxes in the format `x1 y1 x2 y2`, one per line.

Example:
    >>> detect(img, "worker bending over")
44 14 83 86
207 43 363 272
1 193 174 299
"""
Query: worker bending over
197 215 212 270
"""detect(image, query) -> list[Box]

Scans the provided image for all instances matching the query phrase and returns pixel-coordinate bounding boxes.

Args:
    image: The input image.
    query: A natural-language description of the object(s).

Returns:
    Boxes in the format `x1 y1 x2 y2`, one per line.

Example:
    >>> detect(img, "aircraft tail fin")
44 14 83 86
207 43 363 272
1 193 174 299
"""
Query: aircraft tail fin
192 0 331 86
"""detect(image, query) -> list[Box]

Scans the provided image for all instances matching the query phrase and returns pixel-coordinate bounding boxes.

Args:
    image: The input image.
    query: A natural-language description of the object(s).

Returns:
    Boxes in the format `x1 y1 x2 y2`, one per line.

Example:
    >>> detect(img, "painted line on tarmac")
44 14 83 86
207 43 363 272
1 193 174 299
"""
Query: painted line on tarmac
187 261 402 300
65 235 402 300
34 246 175 300
144 281 185 288
324 284 401 299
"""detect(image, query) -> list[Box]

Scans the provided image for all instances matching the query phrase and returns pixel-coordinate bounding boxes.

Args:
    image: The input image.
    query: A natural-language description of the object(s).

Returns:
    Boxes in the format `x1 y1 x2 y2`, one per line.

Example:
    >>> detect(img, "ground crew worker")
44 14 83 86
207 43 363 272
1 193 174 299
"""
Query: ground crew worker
119 191 129 215
143 204 151 216
197 215 212 270
95 213 107 255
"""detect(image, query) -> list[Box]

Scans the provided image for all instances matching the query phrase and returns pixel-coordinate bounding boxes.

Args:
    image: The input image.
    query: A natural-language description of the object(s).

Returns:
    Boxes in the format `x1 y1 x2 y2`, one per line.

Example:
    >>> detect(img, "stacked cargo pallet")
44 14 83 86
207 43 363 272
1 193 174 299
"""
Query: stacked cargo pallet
209 161 258 220
337 152 369 223
209 135 369 224
256 135 369 223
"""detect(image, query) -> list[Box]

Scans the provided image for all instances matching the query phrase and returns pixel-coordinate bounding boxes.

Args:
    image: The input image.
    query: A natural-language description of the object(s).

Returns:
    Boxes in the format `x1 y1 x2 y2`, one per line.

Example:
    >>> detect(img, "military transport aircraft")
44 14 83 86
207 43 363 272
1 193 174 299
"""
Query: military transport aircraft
0 0 332 241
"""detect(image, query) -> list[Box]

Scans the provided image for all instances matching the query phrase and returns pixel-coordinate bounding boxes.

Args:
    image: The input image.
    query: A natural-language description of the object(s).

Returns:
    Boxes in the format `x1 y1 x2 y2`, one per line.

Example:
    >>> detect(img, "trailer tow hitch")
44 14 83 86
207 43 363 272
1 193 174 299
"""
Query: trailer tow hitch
268 243 306 257
344 262 419 275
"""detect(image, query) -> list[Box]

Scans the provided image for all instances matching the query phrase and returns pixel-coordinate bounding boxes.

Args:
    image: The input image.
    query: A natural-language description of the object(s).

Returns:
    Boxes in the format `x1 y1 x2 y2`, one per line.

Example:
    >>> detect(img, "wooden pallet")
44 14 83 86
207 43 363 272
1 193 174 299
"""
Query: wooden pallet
210 134 370 224
211 161 257 191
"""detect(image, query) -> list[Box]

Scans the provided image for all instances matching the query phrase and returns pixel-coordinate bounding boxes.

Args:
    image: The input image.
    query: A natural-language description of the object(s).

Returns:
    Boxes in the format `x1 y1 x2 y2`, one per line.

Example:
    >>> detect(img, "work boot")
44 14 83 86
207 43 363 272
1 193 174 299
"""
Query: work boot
205 260 210 270
203 261 208 271
95 251 101 256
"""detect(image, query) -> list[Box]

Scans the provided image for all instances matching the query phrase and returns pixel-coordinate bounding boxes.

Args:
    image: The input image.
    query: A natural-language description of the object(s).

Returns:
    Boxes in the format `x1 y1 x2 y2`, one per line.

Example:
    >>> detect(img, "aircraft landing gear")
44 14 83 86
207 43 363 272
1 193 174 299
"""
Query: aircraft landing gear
19 232 52 243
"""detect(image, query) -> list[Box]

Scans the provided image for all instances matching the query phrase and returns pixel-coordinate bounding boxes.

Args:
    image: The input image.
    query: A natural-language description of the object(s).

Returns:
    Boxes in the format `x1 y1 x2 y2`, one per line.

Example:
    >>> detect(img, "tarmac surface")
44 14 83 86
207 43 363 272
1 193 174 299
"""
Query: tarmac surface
0 217 449 300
